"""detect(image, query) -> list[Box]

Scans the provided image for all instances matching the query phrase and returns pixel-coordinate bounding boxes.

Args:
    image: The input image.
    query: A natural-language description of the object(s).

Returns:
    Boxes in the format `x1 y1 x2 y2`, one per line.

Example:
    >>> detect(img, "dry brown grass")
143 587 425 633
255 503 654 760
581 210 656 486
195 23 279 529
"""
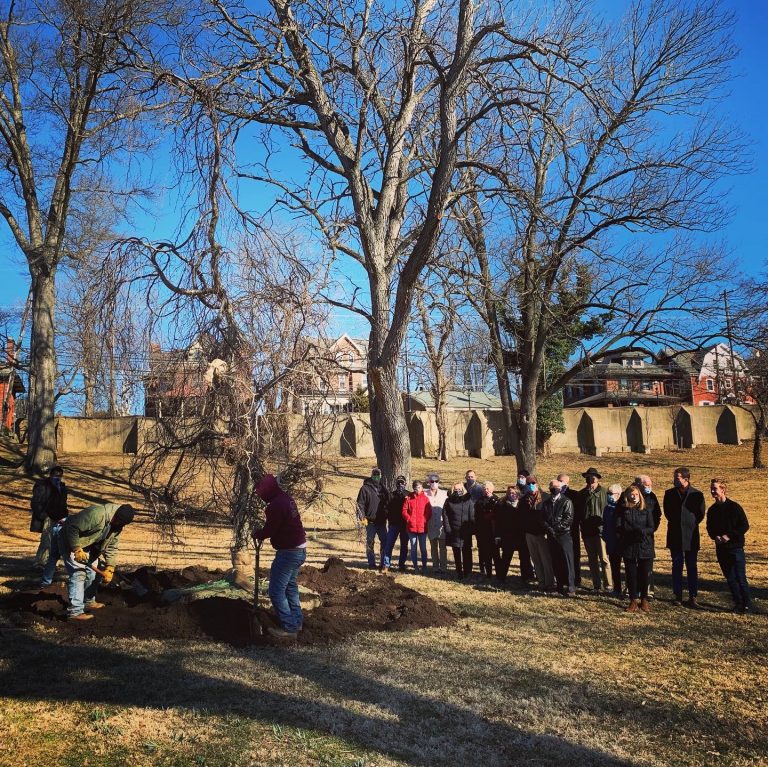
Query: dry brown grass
0 439 766 767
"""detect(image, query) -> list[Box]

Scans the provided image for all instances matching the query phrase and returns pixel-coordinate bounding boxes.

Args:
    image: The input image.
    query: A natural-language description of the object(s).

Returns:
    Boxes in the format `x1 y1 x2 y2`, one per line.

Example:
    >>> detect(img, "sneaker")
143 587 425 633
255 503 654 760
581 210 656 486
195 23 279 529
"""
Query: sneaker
68 613 94 622
267 626 298 639
647 589 655 600
84 602 105 611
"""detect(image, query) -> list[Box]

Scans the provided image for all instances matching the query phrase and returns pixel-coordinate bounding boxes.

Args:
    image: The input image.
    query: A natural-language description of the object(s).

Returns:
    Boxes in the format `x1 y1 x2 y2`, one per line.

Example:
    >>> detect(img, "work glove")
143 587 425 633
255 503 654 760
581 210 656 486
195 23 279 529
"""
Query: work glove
72 547 89 564
101 565 115 585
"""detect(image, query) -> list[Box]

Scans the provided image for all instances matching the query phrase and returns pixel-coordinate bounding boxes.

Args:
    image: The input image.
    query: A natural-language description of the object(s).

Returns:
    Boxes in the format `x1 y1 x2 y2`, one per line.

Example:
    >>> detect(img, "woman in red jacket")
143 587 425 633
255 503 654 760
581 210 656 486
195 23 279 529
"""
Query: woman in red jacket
402 480 432 574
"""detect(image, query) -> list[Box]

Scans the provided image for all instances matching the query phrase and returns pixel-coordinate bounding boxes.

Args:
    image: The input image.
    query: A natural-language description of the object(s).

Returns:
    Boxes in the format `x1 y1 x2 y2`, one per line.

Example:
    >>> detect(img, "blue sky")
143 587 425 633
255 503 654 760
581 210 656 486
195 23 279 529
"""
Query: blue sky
0 0 765 318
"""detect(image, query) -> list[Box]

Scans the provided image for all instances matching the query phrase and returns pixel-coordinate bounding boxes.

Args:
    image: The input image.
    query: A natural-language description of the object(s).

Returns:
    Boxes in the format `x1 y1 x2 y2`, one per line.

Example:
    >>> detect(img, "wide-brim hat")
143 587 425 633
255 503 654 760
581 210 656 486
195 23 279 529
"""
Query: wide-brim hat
582 467 602 479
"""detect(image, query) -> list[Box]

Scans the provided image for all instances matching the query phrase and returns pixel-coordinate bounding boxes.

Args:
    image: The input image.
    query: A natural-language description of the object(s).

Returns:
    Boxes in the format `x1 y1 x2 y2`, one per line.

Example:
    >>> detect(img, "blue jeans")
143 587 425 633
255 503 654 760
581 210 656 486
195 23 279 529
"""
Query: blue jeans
269 548 307 633
64 552 98 617
670 548 698 599
365 522 387 569
409 532 428 569
716 547 752 608
41 521 64 587
383 524 408 568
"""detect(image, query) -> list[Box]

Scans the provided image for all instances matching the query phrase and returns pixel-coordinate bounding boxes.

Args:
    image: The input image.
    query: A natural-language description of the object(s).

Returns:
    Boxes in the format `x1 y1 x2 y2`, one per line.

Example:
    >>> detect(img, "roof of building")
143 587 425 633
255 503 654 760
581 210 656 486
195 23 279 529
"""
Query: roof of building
566 390 682 407
405 390 502 410
569 360 676 381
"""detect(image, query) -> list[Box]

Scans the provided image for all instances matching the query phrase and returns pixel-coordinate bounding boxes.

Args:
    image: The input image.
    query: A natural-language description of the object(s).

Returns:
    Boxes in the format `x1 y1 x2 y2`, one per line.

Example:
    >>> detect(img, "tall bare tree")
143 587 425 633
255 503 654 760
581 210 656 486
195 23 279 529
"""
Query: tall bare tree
456 0 746 472
0 0 166 470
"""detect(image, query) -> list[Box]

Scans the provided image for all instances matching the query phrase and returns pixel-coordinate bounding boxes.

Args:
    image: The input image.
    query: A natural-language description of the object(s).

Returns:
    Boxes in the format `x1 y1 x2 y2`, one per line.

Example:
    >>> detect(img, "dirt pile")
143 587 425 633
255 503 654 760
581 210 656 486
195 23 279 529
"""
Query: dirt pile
0 558 455 646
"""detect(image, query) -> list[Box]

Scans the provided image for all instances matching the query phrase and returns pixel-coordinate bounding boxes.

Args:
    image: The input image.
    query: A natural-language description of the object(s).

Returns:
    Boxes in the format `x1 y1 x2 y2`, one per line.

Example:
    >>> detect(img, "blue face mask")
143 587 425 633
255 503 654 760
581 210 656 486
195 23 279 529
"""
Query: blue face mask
517 477 526 486
528 483 537 494
643 486 652 495
607 496 617 506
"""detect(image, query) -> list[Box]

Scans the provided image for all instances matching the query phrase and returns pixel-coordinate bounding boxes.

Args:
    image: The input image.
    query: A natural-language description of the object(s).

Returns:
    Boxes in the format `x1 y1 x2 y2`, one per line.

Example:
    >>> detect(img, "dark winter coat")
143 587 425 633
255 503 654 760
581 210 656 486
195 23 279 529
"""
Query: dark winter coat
602 502 621 557
542 494 574 538
493 497 525 539
616 502 655 560
356 479 389 524
473 495 497 537
706 498 750 551
579 485 608 536
641 490 662 531
30 478 68 531
386 489 409 529
564 487 582 527
443 492 474 548
519 492 549 536
663 486 706 552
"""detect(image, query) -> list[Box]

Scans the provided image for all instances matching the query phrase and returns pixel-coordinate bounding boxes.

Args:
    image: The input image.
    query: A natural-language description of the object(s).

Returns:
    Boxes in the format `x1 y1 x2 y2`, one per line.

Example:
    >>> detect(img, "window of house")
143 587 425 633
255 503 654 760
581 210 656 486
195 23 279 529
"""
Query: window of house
338 374 347 391
725 378 733 390
641 381 652 391
706 379 714 392
632 359 643 367
619 379 629 389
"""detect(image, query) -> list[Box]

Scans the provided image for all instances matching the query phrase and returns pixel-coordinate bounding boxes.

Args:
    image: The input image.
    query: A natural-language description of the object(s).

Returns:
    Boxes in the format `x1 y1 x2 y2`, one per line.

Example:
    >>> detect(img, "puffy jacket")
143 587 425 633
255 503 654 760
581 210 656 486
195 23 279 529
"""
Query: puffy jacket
616 502 655 560
356 479 389 524
62 503 125 566
663 486 705 552
580 485 608 536
402 492 432 533
254 474 307 550
443 492 474 547
706 498 749 550
542 494 574 538
424 488 447 539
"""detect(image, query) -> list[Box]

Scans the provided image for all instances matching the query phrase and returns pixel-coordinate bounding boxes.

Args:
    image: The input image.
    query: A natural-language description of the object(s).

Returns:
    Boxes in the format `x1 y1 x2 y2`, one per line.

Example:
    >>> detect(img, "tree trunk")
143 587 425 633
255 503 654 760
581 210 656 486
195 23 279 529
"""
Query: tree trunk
489 342 516 455
369 357 411 485
516 371 538 475
753 410 765 469
25 267 58 472
434 378 449 462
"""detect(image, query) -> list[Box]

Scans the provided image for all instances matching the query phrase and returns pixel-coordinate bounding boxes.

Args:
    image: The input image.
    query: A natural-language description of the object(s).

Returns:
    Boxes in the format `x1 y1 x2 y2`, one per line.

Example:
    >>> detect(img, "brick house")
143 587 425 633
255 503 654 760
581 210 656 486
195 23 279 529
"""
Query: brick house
659 343 755 406
563 350 680 408
298 333 369 414
143 340 208 418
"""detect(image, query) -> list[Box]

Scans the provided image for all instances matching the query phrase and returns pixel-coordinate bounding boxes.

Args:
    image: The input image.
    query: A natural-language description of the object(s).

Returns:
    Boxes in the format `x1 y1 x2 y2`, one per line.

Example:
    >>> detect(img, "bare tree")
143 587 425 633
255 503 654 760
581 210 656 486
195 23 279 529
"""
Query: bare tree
0 0 167 470
456 0 746 472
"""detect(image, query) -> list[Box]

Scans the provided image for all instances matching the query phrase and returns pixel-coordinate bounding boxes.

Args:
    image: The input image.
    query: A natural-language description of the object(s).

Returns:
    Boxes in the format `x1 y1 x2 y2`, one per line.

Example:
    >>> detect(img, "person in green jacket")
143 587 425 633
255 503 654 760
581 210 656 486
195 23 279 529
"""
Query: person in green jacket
61 502 136 620
578 468 612 592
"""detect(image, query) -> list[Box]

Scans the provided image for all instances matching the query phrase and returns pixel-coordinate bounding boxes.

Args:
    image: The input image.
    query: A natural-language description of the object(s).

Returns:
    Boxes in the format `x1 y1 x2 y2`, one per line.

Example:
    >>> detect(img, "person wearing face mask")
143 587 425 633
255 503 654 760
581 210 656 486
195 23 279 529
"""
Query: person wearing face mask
520 475 555 593
633 475 661 598
402 481 432 574
602 484 624 599
355 467 390 571
425 474 448 573
616 484 655 613
493 486 535 583
558 473 582 589
31 465 68 573
516 469 530 497
443 483 475 580
578 468 611 592
706 478 758 614
382 475 409 572
663 467 706 607
473 481 498 578
464 469 485 503
543 479 576 597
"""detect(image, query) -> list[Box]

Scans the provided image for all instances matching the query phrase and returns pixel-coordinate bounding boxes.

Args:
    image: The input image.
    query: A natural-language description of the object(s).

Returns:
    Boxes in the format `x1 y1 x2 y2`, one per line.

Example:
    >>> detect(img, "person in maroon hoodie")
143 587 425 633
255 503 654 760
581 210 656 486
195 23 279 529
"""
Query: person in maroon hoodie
253 474 308 639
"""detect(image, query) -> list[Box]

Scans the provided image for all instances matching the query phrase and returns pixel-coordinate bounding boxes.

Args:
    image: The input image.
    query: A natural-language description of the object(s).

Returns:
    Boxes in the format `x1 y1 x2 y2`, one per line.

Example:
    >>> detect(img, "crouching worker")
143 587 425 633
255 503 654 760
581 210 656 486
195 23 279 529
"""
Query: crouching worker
61 503 136 621
253 474 307 639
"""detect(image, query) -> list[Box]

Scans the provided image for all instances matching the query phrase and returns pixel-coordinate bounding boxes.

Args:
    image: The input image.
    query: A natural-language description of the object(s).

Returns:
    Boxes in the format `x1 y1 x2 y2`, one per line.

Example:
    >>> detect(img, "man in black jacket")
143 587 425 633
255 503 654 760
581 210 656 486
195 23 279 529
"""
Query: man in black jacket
356 467 389 570
706 478 757 614
663 467 706 607
31 465 68 571
382 475 409 572
558 473 582 588
543 479 576 596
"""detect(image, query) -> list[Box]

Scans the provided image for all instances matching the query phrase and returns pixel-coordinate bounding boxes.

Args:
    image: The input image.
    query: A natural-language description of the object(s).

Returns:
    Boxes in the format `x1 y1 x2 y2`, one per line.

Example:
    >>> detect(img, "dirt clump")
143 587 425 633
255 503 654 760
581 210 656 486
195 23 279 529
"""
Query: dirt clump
0 558 455 646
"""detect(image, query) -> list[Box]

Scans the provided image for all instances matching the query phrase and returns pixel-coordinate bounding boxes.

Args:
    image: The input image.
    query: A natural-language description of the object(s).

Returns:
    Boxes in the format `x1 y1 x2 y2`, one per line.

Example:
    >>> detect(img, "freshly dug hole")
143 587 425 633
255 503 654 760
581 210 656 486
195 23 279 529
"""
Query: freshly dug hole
0 557 456 646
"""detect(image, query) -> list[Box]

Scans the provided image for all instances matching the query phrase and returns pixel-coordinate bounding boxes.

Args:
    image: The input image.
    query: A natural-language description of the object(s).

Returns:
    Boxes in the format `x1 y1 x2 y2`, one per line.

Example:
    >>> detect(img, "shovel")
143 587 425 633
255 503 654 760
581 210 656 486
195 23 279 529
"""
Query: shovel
87 562 148 597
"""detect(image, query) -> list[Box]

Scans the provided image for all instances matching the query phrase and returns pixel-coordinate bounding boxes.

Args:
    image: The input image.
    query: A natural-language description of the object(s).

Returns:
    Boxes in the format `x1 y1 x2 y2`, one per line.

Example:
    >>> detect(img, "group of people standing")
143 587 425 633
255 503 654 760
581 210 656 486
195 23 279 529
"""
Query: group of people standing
356 465 758 615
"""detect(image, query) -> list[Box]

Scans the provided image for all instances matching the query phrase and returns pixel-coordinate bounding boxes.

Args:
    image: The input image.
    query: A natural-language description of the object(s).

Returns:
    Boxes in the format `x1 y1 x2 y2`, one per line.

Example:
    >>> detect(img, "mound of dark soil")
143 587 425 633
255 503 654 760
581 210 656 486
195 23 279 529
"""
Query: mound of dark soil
0 558 455 646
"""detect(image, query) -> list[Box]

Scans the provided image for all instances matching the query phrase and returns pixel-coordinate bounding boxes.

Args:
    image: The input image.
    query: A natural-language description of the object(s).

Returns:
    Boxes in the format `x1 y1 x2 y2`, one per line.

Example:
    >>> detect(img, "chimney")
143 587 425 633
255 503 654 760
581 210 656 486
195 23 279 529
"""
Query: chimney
5 338 14 365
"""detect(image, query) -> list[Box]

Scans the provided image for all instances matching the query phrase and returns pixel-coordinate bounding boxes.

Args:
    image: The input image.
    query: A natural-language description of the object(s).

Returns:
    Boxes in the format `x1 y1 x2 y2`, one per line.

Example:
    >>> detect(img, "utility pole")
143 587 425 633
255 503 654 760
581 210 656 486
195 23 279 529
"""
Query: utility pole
723 290 739 404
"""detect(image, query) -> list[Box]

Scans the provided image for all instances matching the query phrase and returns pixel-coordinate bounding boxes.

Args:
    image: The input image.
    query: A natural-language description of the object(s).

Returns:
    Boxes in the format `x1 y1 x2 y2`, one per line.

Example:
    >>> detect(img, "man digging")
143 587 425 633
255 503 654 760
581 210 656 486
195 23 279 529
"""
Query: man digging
61 502 136 621
252 474 308 640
